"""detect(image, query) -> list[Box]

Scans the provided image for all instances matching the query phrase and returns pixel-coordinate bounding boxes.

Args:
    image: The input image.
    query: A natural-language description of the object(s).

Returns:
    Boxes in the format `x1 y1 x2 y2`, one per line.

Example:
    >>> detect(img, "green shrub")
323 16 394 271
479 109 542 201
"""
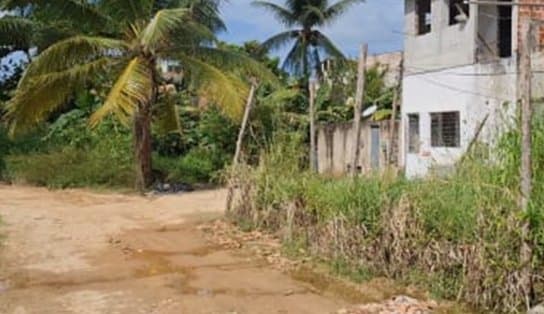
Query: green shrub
154 146 229 184
4 137 134 189
303 176 384 234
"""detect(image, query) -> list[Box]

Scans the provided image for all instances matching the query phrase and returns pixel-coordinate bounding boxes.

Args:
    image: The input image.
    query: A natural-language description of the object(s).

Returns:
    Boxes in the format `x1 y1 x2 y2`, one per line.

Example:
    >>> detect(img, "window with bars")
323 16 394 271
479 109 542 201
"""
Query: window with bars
431 111 460 147
408 114 420 153
449 0 469 25
416 0 432 35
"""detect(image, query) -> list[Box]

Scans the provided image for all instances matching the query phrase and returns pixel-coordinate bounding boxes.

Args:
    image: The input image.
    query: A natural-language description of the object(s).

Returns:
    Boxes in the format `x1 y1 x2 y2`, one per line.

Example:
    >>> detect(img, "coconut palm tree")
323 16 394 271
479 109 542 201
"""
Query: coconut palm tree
2 0 275 191
253 0 364 78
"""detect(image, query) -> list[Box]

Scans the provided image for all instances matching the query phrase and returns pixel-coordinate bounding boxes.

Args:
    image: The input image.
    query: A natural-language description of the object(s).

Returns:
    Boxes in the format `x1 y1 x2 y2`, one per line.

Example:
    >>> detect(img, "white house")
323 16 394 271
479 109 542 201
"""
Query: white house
399 0 544 177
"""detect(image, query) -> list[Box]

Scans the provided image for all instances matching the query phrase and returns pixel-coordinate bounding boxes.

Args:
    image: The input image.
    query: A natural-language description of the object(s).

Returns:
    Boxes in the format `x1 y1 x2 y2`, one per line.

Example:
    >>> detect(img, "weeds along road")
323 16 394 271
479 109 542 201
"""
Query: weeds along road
0 185 347 314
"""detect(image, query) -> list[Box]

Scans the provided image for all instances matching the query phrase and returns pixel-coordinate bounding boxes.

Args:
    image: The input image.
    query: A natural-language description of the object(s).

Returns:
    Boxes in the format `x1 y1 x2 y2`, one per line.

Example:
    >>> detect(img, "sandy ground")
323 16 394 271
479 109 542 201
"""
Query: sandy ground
0 185 348 314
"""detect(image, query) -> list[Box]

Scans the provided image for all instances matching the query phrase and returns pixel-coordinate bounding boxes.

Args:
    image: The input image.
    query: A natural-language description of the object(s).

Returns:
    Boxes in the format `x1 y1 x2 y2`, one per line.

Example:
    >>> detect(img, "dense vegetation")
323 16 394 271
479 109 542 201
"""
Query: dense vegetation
0 0 276 191
227 119 544 313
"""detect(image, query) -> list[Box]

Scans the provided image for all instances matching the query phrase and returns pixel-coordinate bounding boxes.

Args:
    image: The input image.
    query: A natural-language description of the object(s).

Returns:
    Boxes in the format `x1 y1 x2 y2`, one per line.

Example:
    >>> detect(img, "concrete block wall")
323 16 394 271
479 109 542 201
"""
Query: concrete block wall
317 121 400 176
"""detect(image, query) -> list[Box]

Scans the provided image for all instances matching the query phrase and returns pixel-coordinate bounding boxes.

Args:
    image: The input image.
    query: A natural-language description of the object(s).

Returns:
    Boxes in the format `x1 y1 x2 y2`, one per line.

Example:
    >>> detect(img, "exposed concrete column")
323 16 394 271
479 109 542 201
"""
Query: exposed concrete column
432 0 449 31
405 0 417 36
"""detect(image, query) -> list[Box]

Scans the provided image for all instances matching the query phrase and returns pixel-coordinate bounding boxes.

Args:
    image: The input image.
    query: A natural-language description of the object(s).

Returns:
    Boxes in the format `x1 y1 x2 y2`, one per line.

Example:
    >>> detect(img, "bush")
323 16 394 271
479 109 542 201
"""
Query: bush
154 146 229 185
4 125 134 189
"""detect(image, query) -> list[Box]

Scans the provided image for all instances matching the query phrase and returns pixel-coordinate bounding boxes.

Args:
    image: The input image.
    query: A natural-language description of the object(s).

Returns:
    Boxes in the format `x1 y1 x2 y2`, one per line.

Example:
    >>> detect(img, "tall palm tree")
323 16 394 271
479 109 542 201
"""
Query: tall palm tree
253 0 364 78
2 0 275 191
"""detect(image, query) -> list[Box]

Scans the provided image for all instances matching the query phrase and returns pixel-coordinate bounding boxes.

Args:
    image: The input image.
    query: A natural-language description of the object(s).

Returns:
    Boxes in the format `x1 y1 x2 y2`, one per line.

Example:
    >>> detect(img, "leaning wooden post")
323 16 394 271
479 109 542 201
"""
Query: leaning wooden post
226 79 258 212
309 79 318 172
350 44 368 177
519 17 534 309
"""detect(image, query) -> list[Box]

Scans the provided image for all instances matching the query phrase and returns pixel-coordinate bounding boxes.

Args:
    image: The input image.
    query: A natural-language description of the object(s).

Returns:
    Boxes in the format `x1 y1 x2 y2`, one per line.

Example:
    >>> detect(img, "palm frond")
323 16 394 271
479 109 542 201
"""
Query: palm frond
99 0 154 25
33 21 78 52
324 0 365 25
140 8 191 51
90 57 153 126
260 30 299 53
252 1 297 27
282 39 307 77
283 0 308 18
177 53 248 120
186 47 279 86
313 31 345 59
261 87 303 107
186 0 227 32
6 58 111 134
300 5 327 27
0 16 33 49
19 35 127 87
1 0 108 28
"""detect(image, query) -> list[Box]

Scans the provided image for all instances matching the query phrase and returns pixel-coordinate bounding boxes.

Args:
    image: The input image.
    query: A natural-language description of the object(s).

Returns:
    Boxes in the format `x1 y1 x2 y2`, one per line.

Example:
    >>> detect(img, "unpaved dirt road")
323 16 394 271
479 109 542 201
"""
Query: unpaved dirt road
0 185 348 314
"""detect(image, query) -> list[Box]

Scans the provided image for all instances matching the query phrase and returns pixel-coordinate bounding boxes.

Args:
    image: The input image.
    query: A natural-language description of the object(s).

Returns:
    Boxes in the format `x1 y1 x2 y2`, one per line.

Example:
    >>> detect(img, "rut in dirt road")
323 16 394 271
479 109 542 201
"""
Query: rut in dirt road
0 185 349 314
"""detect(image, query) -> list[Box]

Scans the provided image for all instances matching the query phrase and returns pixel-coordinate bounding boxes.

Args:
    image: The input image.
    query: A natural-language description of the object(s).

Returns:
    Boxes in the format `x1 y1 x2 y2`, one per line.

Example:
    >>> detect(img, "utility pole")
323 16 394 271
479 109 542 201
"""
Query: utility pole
226 80 258 212
350 43 368 177
309 79 318 172
519 17 534 310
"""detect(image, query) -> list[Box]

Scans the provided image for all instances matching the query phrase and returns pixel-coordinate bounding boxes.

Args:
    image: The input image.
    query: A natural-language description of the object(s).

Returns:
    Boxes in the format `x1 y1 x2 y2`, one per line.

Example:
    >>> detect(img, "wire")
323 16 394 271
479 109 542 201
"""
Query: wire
405 63 544 76
478 11 513 20
412 75 514 102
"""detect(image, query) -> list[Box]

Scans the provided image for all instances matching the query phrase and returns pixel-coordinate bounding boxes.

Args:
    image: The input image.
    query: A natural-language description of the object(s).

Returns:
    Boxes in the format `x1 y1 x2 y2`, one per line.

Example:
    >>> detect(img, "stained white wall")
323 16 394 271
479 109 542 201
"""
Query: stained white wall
402 60 518 177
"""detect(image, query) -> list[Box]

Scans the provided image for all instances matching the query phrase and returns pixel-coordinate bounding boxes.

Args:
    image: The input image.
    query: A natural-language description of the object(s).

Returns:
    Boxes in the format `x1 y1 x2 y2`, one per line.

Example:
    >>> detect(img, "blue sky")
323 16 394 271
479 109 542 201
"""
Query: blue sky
219 0 404 58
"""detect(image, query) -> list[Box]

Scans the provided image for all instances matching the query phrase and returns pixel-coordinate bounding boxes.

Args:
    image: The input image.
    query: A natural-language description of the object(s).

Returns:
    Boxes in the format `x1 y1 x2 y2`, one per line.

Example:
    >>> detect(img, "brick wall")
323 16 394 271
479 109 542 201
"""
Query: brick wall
518 0 544 48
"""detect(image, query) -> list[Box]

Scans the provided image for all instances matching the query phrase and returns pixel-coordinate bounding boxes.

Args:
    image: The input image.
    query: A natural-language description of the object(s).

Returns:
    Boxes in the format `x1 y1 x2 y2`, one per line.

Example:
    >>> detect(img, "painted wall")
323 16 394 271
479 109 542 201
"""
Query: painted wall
402 60 518 178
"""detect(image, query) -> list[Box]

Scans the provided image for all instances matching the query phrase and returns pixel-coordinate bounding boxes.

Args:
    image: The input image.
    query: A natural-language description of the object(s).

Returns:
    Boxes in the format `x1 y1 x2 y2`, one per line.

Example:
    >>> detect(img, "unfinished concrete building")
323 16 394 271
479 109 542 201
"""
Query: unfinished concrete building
402 0 544 177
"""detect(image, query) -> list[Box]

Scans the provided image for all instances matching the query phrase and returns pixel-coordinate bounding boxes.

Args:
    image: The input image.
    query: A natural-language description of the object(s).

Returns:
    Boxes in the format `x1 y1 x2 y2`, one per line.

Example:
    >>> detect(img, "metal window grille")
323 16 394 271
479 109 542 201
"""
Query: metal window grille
431 111 460 147
408 114 420 153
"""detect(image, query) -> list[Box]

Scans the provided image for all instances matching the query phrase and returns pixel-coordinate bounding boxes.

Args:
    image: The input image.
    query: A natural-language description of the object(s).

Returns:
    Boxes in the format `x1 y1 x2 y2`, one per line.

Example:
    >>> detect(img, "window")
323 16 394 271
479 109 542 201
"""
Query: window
408 114 420 153
498 1 512 58
449 0 469 25
431 111 460 147
416 0 432 35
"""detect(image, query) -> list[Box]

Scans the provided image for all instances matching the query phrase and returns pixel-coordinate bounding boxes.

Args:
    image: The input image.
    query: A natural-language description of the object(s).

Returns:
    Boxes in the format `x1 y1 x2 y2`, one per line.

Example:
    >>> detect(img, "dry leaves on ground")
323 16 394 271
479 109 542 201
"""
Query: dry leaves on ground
197 220 300 271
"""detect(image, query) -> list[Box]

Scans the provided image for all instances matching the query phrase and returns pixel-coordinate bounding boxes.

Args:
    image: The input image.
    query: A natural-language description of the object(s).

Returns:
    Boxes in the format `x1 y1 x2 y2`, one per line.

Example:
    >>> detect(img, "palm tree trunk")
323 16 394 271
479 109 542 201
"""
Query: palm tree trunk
133 100 153 193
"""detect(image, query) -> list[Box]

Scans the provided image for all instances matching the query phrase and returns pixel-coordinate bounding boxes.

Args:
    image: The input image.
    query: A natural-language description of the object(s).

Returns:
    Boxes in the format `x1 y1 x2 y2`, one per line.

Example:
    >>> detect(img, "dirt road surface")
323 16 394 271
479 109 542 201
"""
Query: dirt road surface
0 185 350 314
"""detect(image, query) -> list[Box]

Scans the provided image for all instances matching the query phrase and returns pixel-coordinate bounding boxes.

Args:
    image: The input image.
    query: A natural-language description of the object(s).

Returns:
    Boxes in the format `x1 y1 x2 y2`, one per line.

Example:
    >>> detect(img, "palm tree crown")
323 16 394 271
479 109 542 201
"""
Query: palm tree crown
253 0 364 78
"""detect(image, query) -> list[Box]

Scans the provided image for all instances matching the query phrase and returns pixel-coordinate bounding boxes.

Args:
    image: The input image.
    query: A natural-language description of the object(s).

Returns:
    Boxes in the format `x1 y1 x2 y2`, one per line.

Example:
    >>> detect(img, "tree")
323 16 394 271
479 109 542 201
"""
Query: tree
253 0 364 78
3 0 275 191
